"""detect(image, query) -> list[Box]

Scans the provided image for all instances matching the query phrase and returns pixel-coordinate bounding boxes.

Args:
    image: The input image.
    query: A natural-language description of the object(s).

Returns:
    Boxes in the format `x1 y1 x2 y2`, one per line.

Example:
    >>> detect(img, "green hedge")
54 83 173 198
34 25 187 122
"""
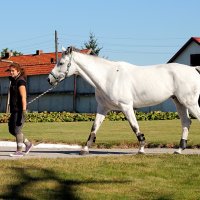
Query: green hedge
0 111 182 123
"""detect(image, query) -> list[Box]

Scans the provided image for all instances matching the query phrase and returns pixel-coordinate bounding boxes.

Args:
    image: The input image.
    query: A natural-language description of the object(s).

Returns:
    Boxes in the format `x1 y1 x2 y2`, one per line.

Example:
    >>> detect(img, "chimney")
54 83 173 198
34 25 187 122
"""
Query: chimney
51 58 55 63
36 50 43 55
3 51 13 59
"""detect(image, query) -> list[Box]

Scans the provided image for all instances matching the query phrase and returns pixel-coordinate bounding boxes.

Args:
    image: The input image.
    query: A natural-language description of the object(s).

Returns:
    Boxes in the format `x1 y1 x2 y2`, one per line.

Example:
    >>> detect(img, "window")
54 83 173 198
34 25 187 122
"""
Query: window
190 54 200 66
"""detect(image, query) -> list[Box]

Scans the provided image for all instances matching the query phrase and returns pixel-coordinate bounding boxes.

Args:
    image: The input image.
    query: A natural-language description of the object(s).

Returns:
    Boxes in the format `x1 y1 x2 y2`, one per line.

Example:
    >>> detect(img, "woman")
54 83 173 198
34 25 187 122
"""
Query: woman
8 63 33 157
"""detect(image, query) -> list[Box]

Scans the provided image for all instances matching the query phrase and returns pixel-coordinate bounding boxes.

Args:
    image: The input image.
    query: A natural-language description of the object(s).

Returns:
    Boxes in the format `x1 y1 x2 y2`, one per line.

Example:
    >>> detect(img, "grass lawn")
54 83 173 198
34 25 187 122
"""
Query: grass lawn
0 119 200 148
0 120 200 199
0 155 199 200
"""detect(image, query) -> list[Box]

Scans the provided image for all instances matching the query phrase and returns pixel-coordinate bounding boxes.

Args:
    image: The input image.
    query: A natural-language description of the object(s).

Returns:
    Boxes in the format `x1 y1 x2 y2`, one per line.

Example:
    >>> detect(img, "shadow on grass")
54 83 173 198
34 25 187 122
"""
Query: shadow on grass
0 166 130 200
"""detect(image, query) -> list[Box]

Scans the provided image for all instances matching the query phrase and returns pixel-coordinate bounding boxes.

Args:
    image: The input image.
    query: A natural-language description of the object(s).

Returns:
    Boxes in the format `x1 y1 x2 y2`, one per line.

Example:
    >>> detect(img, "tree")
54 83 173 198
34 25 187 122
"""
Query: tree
1 48 23 57
83 32 102 56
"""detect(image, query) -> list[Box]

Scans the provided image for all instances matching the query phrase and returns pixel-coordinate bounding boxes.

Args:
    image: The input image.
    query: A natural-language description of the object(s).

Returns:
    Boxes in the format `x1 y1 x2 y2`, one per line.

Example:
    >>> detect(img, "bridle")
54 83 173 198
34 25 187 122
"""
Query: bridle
50 53 72 83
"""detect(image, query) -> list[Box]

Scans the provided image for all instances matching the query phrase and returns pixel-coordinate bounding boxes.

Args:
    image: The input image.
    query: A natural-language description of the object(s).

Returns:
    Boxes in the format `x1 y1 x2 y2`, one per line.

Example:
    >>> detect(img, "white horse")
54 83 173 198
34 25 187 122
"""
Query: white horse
48 46 200 155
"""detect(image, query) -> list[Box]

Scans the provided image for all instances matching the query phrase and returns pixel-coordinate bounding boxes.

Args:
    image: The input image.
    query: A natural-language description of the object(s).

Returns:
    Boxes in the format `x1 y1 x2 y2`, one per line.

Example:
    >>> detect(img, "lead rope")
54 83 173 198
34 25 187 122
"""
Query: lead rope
27 85 57 105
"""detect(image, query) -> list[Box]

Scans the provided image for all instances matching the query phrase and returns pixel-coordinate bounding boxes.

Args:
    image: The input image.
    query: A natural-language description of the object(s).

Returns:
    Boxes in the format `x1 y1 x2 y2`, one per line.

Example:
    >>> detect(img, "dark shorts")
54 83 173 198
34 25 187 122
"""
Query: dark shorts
8 112 25 136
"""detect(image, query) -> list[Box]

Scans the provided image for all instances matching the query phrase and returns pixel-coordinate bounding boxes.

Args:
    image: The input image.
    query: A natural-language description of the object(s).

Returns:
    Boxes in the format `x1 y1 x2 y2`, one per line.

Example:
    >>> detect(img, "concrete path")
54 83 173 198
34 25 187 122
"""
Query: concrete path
0 141 200 160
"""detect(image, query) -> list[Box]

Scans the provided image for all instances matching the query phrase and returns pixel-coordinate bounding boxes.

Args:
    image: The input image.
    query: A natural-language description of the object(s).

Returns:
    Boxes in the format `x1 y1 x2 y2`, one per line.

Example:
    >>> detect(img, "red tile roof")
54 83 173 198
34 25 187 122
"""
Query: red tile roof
168 37 200 63
193 37 200 43
0 49 91 77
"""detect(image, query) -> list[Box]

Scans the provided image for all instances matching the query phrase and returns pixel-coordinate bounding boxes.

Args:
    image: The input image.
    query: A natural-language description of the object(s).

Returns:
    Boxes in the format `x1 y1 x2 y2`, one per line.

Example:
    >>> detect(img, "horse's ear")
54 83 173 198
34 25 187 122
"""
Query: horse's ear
67 46 73 54
62 46 66 52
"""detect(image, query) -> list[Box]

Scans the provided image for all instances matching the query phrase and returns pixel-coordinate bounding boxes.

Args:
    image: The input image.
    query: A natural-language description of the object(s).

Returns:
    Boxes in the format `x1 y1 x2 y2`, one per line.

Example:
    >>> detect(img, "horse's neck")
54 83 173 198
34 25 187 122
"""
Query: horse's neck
73 52 112 89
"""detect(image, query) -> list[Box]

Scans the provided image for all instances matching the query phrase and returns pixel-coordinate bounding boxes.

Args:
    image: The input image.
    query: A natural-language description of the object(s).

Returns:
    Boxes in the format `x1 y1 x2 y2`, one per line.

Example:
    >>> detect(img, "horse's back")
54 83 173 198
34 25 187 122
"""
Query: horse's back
127 63 200 107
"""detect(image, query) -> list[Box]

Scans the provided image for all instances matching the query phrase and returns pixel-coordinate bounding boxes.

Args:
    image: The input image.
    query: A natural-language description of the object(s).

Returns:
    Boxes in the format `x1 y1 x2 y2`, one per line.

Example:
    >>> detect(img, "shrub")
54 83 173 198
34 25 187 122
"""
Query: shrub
0 111 181 123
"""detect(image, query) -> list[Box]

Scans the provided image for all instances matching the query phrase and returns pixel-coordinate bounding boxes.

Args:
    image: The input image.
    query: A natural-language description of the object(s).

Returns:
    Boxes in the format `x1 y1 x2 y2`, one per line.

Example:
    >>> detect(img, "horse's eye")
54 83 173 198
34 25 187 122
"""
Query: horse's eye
59 62 63 66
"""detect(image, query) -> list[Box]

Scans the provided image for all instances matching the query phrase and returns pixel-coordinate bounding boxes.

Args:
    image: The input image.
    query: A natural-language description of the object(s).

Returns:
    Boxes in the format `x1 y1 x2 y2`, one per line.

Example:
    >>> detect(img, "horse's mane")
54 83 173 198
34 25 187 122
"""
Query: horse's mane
73 47 141 69
76 50 116 66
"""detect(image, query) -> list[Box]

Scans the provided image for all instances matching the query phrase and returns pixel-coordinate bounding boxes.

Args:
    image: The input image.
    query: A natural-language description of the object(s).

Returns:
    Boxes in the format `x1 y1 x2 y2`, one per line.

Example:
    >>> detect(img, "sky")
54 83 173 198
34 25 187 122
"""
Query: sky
1 0 200 65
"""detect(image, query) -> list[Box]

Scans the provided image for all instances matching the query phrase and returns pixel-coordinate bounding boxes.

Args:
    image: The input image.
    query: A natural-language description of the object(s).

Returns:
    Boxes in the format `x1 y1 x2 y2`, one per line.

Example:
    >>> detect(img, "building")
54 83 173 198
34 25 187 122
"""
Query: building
0 49 97 113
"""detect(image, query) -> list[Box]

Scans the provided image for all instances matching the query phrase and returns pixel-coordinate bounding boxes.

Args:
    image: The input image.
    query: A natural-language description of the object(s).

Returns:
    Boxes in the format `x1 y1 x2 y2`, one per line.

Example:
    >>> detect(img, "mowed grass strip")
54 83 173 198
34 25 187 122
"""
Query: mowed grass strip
1 119 200 147
0 155 199 199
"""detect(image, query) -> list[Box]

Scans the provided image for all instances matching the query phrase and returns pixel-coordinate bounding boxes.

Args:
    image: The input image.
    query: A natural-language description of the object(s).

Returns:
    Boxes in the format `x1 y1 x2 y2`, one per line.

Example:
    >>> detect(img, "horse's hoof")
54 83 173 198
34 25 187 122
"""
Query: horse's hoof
174 148 182 154
79 150 89 155
174 151 181 154
137 151 145 155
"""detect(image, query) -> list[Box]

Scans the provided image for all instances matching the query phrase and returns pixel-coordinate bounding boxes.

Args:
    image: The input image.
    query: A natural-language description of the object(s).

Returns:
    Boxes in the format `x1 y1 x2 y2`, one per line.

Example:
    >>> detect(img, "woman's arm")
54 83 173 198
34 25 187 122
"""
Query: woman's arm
19 85 27 111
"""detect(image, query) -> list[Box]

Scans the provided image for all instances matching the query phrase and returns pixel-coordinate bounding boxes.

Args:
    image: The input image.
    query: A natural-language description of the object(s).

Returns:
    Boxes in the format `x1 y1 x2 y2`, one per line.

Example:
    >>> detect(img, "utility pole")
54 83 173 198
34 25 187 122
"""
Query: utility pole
55 30 58 64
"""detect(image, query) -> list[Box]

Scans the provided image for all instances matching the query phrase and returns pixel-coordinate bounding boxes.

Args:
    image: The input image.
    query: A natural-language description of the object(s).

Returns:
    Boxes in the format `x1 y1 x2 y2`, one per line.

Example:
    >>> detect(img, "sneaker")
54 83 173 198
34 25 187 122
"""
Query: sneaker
10 151 24 157
25 143 33 155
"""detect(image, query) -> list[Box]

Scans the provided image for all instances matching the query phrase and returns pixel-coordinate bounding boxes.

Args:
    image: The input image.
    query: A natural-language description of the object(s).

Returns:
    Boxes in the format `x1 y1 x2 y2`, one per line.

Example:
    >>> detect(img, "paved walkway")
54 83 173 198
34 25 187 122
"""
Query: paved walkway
0 141 200 160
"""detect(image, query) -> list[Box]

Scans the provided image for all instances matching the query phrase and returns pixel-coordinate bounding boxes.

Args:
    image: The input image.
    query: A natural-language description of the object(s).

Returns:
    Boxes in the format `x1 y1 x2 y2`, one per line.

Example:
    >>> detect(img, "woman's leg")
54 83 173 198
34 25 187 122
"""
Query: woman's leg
9 112 32 156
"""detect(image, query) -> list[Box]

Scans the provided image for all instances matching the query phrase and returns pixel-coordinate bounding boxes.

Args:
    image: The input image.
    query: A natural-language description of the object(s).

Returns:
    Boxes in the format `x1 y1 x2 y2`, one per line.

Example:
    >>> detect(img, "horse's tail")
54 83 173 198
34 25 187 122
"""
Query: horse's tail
198 95 200 107
195 66 200 74
196 66 200 106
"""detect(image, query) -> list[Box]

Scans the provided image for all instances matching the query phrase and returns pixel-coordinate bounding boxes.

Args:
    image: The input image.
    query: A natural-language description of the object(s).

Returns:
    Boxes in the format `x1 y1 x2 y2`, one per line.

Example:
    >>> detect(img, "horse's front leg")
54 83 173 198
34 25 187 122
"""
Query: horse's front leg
80 108 108 155
122 106 146 154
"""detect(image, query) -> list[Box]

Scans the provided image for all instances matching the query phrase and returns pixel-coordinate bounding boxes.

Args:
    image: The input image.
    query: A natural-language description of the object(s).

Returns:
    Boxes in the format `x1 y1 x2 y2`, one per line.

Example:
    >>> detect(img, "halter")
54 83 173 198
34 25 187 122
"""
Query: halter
50 53 72 83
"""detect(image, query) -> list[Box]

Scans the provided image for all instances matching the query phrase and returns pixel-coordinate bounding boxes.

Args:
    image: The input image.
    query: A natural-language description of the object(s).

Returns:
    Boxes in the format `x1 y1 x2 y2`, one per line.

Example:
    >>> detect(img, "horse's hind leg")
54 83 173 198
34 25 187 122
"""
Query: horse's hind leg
172 97 192 154
122 106 145 154
80 105 109 155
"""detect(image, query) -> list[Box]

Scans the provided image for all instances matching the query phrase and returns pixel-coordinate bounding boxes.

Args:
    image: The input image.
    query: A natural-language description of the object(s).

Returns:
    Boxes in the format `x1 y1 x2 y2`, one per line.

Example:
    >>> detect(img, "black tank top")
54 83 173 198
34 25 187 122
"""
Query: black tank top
9 74 27 113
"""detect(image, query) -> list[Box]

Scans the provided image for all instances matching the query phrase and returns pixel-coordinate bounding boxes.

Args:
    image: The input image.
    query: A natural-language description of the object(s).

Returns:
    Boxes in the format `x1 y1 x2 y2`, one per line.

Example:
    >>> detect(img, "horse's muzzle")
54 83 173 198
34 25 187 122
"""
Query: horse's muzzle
47 78 54 85
47 78 51 84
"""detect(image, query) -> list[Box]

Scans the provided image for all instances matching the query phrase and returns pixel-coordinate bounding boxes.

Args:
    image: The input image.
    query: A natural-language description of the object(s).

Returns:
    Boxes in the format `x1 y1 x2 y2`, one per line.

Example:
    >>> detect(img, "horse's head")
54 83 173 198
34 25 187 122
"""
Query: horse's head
48 46 78 85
